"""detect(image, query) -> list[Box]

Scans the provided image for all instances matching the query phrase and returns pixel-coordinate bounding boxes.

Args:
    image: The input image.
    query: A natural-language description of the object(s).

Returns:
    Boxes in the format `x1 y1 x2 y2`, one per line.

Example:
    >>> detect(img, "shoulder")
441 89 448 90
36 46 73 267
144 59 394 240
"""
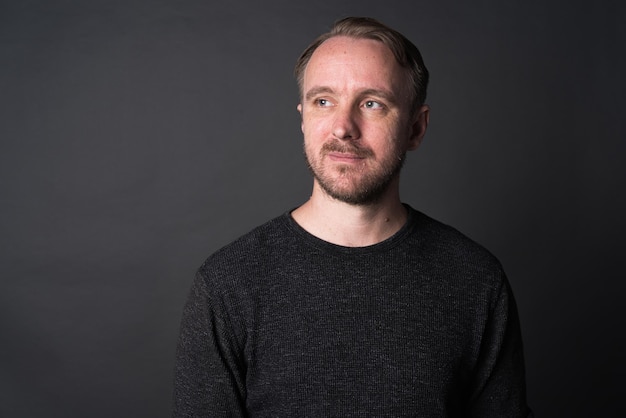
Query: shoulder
415 210 500 260
185 213 295 328
407 207 507 287
199 213 291 275
194 211 304 300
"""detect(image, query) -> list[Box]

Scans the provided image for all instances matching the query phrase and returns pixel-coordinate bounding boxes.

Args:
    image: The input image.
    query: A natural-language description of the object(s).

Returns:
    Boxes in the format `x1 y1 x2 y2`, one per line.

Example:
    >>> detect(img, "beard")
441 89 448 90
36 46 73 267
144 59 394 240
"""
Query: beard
304 139 406 205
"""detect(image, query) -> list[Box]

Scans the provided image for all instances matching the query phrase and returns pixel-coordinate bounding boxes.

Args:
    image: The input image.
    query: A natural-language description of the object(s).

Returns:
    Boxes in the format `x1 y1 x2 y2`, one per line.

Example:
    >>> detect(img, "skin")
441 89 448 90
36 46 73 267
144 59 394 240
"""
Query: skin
292 36 429 247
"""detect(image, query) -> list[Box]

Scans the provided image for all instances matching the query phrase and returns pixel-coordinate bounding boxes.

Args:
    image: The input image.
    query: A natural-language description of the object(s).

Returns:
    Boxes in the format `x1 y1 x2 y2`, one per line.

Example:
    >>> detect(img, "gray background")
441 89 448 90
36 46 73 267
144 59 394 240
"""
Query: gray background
1 0 624 416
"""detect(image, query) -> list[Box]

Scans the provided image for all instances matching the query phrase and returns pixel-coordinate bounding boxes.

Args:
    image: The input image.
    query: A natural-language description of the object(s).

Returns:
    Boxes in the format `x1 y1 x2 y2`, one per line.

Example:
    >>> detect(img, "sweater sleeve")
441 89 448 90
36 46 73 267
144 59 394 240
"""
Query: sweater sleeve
468 276 533 418
172 271 247 417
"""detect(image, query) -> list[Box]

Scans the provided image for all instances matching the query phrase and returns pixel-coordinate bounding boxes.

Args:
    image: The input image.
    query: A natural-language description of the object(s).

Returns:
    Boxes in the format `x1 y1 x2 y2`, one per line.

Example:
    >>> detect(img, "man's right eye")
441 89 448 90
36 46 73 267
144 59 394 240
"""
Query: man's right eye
316 99 331 107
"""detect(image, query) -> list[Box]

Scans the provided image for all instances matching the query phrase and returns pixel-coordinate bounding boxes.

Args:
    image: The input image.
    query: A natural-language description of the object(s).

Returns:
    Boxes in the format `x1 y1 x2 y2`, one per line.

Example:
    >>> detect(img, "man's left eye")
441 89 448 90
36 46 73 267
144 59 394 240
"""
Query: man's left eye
364 100 382 109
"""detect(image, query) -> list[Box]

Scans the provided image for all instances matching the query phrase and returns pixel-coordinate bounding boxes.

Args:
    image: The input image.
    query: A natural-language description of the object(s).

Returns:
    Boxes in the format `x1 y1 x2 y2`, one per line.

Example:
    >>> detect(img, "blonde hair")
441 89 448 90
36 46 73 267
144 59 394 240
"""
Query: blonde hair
295 17 429 110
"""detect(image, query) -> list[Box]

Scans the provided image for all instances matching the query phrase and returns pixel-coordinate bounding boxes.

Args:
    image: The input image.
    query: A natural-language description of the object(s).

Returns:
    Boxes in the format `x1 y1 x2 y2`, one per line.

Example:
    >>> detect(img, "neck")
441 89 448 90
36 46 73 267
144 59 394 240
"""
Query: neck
291 181 408 247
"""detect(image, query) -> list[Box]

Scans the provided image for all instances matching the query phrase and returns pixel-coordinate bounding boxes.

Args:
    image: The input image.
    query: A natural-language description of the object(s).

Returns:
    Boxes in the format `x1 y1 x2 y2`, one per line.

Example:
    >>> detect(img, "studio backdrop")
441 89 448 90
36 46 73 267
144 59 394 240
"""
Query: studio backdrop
1 1 624 417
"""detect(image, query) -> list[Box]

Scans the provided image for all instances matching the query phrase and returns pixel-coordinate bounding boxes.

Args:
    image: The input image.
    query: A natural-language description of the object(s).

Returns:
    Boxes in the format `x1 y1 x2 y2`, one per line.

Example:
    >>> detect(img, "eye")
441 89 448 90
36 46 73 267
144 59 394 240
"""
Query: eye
364 100 383 109
316 98 332 107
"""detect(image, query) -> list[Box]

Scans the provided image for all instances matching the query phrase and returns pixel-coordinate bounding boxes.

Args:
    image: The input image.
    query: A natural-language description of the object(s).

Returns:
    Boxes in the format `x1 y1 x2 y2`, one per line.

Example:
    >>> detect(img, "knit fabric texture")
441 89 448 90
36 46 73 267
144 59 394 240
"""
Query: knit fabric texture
173 206 532 417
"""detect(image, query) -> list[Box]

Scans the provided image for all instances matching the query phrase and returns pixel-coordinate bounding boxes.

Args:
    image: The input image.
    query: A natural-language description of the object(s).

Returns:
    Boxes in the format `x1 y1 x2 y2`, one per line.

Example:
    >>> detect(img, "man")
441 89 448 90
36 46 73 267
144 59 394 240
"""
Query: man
174 17 532 417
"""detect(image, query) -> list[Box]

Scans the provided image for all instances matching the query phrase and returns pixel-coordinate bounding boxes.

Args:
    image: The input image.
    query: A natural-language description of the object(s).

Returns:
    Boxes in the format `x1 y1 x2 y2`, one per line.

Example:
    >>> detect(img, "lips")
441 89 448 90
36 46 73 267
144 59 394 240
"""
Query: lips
327 153 365 164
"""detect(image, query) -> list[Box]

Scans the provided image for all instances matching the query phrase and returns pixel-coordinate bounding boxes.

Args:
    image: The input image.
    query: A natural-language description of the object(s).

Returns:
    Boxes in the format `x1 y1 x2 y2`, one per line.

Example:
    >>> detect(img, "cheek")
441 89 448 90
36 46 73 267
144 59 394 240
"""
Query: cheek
370 123 400 146
373 125 410 157
303 116 329 140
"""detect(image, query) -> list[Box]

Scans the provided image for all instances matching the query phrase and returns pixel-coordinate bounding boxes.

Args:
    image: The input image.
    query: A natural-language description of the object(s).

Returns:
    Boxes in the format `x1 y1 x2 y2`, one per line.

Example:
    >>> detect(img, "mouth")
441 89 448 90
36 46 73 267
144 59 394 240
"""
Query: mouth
326 152 366 163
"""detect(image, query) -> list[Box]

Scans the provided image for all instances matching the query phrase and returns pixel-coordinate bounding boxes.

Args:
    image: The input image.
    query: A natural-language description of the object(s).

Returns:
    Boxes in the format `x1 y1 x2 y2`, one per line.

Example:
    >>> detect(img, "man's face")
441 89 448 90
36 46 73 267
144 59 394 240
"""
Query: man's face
298 36 427 205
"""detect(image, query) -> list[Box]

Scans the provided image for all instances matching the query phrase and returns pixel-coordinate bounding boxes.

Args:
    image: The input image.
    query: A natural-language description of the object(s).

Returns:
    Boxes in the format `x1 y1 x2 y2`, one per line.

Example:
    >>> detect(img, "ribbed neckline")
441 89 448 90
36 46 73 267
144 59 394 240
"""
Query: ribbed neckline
281 204 419 256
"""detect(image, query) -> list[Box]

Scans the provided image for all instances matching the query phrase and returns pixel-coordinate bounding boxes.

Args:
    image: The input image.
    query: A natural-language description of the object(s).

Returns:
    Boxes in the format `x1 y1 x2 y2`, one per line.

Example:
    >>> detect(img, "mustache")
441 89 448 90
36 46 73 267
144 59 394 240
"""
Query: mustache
321 141 374 158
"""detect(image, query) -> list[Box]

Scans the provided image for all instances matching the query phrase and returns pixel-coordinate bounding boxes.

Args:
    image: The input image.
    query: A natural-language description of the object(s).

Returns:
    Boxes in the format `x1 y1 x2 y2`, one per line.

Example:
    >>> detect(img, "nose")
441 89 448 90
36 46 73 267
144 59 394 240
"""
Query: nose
332 106 360 140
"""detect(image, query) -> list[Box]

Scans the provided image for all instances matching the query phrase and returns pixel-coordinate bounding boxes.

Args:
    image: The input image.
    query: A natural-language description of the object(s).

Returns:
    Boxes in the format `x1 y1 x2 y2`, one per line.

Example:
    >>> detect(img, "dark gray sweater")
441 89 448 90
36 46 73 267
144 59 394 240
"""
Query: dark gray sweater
173 207 532 417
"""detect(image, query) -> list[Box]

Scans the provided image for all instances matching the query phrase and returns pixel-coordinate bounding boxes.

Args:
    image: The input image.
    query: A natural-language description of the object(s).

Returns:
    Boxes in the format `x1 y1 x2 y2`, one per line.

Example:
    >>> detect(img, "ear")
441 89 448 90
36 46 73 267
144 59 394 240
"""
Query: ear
407 105 430 151
297 103 304 133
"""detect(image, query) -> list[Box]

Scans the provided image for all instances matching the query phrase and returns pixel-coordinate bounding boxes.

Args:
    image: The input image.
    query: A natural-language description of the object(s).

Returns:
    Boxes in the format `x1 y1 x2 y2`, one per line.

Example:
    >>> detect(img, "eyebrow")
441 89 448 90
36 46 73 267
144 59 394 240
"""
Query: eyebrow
304 86 334 102
304 86 399 104
359 88 398 104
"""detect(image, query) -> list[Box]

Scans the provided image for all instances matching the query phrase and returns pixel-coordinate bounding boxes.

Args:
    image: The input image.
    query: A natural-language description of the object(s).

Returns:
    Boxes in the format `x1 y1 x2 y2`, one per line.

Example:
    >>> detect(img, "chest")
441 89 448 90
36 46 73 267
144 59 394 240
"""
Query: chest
239 261 484 415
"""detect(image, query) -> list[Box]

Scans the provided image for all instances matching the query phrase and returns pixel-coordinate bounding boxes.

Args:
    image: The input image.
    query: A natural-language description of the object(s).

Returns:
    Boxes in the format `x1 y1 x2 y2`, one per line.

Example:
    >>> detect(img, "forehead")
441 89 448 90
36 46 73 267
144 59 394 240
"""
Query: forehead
303 36 407 96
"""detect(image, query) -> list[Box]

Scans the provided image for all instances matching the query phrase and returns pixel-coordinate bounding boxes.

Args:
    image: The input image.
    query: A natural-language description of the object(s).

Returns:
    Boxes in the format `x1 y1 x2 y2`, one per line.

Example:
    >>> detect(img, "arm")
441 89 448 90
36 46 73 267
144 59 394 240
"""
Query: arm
173 272 247 417
469 277 533 418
